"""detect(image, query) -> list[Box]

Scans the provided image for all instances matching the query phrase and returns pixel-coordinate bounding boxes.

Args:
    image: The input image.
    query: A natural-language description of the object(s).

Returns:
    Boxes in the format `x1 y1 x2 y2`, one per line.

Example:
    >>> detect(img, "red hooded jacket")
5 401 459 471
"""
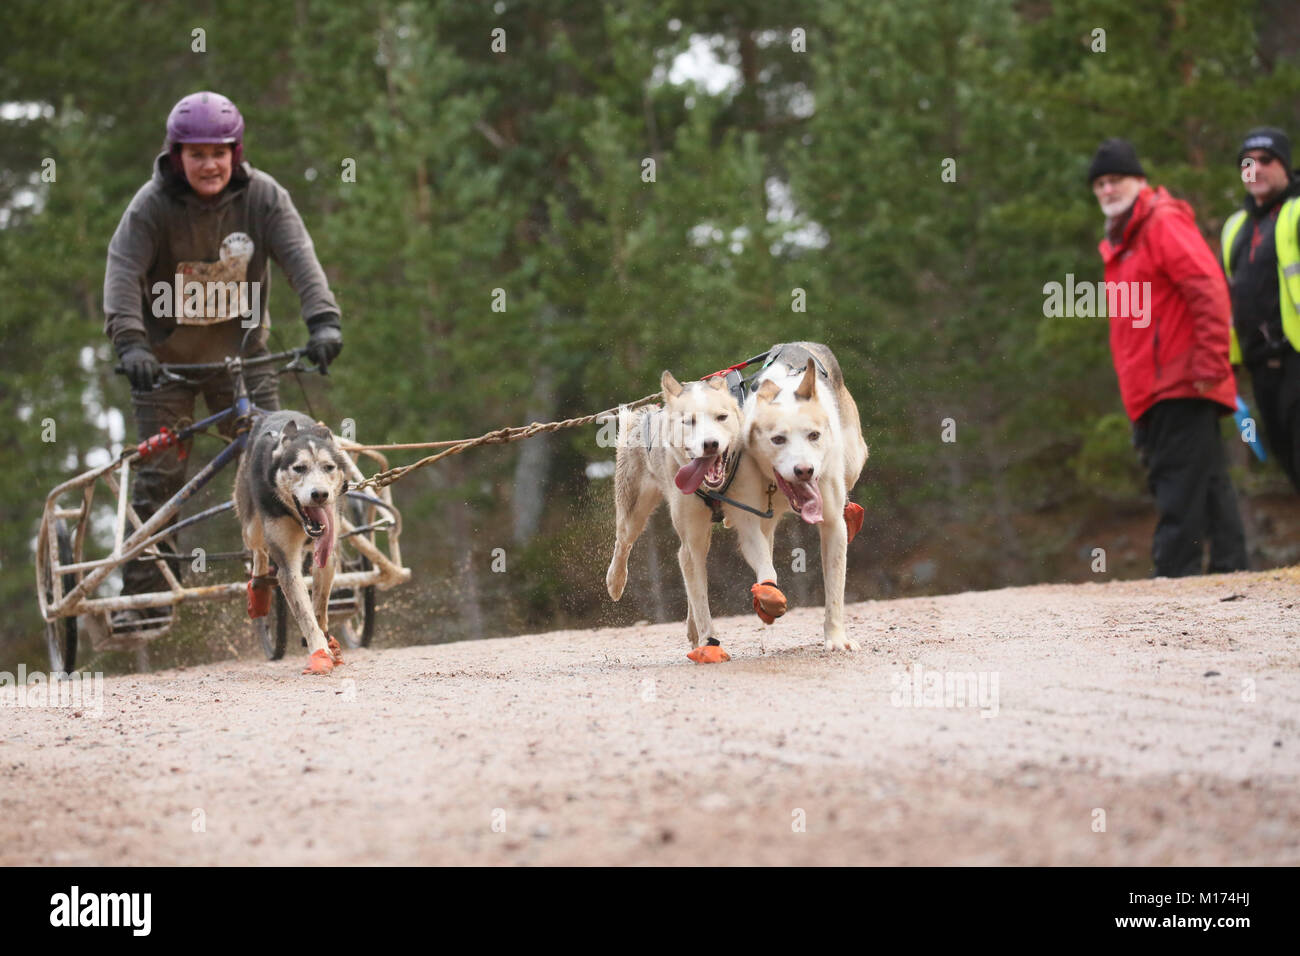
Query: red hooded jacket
1098 185 1236 422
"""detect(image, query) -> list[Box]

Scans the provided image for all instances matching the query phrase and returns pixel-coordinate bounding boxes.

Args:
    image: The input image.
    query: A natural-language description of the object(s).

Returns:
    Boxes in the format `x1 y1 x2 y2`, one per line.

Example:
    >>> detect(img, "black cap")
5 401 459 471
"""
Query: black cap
1088 138 1146 184
1238 127 1292 172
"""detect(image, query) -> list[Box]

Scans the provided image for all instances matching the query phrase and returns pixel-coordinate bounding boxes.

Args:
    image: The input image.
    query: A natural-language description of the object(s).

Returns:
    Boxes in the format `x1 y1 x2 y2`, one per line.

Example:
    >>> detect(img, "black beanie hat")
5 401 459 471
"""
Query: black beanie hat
1088 138 1146 184
1238 127 1292 172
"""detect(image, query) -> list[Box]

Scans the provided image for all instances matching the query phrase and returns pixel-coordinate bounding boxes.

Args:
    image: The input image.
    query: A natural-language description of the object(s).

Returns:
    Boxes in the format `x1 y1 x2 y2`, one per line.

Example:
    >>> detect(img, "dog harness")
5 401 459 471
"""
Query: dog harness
757 343 831 382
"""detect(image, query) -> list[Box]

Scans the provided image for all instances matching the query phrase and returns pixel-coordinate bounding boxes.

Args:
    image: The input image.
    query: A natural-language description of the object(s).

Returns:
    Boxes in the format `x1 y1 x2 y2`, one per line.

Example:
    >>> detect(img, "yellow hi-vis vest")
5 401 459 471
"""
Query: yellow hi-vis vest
1221 196 1300 364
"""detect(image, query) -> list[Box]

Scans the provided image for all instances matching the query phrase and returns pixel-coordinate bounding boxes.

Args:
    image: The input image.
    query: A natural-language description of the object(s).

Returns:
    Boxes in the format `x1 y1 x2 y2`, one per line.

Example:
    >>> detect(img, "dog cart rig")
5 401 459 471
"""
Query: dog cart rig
35 349 411 673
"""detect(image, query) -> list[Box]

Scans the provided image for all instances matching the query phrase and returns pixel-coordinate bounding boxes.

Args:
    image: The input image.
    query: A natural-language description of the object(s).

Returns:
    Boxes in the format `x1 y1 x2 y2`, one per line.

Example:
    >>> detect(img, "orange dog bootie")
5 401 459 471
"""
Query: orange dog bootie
687 641 731 664
302 649 335 675
844 501 864 544
751 580 787 625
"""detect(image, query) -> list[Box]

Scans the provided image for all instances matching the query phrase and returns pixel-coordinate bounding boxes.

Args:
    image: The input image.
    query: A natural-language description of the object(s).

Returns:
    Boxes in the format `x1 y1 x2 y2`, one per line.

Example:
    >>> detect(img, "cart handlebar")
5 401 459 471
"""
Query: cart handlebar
114 348 319 387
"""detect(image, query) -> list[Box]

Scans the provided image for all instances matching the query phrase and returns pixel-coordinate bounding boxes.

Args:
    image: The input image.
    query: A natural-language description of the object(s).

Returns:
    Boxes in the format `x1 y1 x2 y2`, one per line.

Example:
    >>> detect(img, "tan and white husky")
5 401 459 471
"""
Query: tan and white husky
605 371 742 655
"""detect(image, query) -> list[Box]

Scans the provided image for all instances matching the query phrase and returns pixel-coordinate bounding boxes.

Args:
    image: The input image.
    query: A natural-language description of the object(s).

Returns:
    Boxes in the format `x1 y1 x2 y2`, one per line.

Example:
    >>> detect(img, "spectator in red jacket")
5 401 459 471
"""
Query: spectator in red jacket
1089 138 1248 576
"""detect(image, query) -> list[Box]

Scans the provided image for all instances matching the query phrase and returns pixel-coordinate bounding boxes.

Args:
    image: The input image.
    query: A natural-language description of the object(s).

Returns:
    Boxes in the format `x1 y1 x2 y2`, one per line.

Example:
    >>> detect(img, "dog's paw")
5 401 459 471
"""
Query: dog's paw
606 565 626 602
750 580 787 624
823 636 860 652
326 634 345 665
302 649 335 675
687 645 731 664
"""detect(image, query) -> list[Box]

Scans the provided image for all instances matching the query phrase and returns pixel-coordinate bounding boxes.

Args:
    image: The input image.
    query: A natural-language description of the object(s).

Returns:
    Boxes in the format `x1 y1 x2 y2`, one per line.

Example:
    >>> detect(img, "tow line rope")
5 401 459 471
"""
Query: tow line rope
349 392 662 492
350 352 772 495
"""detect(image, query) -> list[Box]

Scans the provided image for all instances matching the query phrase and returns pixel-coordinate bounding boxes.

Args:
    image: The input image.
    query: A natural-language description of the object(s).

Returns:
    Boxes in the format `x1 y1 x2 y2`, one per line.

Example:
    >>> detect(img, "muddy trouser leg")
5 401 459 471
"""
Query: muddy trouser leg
201 352 282 440
1205 415 1249 573
1141 398 1214 578
123 382 198 596
203 357 283 595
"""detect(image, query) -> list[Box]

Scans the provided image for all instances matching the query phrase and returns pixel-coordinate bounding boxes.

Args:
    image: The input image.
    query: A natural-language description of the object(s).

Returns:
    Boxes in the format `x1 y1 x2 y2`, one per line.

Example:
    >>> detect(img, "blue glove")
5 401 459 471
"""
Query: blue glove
1234 395 1266 462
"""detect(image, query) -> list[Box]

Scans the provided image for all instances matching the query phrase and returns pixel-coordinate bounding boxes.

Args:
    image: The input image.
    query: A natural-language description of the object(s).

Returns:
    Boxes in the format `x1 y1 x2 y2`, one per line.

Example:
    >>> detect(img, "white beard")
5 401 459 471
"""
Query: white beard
1100 195 1137 218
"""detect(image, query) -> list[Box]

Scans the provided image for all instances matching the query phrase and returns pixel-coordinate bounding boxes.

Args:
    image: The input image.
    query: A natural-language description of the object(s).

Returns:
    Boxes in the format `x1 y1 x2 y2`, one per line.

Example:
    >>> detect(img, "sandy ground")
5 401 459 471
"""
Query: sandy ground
2 570 1298 866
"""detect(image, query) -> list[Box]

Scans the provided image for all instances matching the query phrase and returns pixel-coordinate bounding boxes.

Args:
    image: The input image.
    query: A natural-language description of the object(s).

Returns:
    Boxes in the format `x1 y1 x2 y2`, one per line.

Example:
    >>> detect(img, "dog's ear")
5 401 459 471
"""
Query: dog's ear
660 370 684 399
706 375 727 391
310 422 333 440
332 448 351 477
280 420 299 443
794 359 817 400
755 379 781 403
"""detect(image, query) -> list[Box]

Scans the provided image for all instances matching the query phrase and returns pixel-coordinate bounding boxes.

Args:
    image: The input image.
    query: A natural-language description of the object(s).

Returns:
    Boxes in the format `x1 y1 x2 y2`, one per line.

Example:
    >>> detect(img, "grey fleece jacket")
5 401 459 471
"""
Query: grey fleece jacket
103 152 339 363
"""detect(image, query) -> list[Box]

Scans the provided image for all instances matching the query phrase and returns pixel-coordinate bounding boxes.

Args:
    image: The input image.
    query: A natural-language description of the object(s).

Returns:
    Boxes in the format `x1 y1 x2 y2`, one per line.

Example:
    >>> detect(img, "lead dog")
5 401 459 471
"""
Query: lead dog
726 342 868 651
606 372 742 657
234 410 350 675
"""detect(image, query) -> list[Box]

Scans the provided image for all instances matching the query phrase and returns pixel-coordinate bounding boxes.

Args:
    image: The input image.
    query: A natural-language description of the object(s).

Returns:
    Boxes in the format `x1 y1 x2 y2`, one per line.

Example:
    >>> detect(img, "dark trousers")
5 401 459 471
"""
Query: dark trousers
1247 349 1300 494
122 361 280 596
1133 398 1249 577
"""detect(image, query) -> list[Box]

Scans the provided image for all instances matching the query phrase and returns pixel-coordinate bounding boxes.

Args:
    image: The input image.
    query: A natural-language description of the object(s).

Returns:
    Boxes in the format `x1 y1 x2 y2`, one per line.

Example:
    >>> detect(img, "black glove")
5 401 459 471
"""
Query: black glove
116 335 161 391
305 314 343 372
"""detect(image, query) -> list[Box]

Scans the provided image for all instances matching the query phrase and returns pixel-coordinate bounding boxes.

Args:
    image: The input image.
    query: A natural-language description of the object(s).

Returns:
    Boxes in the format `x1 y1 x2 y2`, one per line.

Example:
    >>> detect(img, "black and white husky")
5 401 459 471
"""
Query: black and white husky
234 411 350 675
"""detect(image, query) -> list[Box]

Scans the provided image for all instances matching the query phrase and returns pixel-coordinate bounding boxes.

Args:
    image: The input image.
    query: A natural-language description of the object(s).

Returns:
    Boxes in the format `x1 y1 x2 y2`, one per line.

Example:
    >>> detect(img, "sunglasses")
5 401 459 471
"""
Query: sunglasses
1242 153 1279 166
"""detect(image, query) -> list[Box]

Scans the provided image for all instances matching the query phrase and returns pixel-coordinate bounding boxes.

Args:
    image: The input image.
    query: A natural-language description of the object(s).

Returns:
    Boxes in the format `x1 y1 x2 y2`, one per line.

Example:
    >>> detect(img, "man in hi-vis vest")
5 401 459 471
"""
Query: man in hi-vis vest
1222 127 1300 492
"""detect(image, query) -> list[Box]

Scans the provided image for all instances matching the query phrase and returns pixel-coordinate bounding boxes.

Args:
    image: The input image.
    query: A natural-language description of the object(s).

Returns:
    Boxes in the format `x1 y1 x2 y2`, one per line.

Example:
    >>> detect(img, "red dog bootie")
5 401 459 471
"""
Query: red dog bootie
844 501 865 543
326 634 345 665
750 580 787 625
247 577 273 619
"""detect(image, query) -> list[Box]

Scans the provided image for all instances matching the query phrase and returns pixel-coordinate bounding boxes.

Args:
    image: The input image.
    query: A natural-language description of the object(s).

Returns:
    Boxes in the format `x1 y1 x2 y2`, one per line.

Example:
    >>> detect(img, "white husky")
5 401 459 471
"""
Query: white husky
720 342 868 651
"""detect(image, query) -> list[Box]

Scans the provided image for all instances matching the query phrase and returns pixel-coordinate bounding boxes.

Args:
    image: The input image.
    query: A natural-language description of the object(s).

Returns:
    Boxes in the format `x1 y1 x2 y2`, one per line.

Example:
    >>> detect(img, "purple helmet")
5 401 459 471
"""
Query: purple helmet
166 91 244 145
165 91 245 176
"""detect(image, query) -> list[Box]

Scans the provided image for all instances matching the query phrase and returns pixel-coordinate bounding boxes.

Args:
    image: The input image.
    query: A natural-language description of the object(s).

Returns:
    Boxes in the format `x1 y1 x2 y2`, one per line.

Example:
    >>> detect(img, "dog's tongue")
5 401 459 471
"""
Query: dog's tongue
777 473 824 524
305 506 335 568
675 455 715 495
798 482 824 524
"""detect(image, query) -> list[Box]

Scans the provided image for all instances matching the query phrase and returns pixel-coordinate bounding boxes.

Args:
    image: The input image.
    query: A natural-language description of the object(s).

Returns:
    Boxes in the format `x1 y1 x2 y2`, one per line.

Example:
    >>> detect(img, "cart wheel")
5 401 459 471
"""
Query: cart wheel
335 498 376 650
43 520 79 675
336 579 375 650
253 587 288 660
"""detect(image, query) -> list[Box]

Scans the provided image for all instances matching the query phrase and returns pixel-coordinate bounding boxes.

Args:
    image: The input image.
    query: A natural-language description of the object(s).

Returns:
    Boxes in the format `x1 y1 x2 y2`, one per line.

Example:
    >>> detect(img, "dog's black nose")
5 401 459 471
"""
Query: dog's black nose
311 488 330 503
794 464 815 481
702 439 719 455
